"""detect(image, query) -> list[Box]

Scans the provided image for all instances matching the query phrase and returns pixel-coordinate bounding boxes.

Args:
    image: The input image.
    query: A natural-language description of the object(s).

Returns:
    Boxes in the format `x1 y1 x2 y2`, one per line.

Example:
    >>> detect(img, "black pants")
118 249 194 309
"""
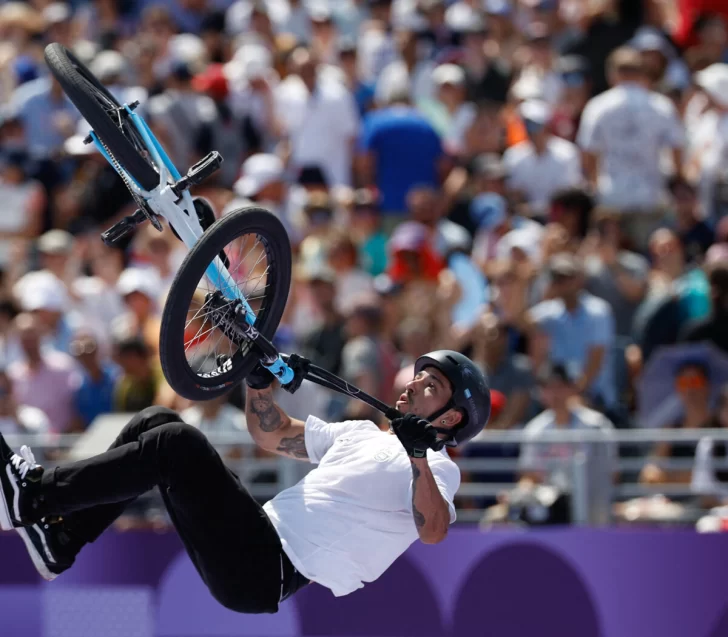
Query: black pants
36 406 309 614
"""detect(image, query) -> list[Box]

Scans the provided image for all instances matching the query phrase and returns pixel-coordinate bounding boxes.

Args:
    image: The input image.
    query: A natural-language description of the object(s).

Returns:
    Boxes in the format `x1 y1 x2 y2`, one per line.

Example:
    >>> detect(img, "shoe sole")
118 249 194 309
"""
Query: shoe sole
0 465 15 531
16 525 58 582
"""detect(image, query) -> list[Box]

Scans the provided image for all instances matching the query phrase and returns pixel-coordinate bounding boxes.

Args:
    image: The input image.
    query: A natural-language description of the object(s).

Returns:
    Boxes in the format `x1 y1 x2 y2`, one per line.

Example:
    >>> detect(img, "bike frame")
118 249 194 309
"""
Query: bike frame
91 104 294 385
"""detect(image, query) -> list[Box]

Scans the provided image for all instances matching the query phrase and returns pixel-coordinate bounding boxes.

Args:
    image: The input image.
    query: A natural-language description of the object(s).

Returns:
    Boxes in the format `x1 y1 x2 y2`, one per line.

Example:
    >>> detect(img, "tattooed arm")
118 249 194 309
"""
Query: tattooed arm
245 386 309 460
410 458 451 544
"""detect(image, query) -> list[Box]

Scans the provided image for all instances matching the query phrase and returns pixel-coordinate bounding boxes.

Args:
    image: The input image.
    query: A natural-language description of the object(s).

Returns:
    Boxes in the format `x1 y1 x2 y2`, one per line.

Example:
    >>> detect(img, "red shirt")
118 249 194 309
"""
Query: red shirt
674 0 728 48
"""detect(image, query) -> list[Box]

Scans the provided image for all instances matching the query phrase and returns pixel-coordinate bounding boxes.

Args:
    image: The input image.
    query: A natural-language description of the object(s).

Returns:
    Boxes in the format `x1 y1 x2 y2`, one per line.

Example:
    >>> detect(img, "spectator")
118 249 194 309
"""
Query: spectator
577 46 685 252
528 253 617 413
341 294 400 419
548 186 594 249
297 265 346 376
275 47 359 187
225 153 289 228
356 79 445 225
0 298 21 368
470 311 535 429
689 63 728 222
326 230 374 315
146 59 218 174
583 212 650 338
550 55 592 143
691 385 728 505
71 333 119 430
407 184 470 258
349 188 388 277
181 391 247 435
514 22 565 107
10 75 78 158
0 368 49 435
339 38 376 117
517 362 617 526
430 63 476 156
111 334 162 413
0 150 45 273
668 176 715 263
640 361 714 486
461 14 512 105
113 267 163 355
680 260 728 353
503 99 582 219
7 312 81 433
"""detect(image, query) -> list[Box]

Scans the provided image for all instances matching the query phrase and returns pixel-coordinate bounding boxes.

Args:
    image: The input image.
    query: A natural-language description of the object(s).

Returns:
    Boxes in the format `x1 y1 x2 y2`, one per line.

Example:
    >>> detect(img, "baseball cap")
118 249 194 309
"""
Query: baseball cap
42 2 71 25
695 63 728 109
14 271 69 313
519 99 552 127
192 63 229 99
484 0 512 16
38 229 74 255
548 252 582 279
90 50 127 83
630 29 672 58
117 267 161 299
470 193 507 229
388 221 429 253
432 64 466 88
234 154 285 198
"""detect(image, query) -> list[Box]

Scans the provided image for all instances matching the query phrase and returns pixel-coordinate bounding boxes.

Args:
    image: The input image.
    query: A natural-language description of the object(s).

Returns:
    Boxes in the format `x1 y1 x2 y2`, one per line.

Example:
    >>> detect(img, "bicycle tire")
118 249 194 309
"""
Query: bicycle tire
159 206 292 401
44 43 158 191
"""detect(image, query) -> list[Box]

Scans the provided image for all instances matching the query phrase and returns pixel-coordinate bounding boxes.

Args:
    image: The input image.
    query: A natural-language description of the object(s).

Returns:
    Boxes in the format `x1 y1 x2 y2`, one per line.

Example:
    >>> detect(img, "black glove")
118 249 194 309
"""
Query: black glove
245 362 275 390
391 413 441 458
281 353 310 394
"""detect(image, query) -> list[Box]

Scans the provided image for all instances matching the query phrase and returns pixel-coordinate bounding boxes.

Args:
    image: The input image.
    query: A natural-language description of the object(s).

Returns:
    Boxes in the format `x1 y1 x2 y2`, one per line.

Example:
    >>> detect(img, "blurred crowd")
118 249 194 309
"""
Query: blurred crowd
3 0 728 528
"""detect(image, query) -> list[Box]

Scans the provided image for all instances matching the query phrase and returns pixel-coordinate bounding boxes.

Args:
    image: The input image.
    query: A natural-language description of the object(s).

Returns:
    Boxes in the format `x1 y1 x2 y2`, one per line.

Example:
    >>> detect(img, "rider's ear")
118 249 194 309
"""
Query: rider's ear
439 410 462 428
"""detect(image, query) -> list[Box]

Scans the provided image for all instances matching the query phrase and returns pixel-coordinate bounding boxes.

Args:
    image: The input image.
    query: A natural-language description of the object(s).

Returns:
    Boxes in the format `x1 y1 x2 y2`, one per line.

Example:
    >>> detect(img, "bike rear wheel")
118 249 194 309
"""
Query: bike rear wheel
159 207 291 400
44 43 158 191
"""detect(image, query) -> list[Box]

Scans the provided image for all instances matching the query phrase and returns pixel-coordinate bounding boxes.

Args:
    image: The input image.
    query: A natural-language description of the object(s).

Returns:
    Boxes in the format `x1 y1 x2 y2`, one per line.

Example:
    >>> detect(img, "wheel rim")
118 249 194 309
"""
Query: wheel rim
182 230 275 381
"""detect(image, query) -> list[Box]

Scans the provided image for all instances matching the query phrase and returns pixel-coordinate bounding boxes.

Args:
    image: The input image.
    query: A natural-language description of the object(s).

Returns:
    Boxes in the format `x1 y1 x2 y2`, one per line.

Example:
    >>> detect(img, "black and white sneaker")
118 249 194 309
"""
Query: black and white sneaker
0 434 43 530
0 434 77 581
16 517 77 581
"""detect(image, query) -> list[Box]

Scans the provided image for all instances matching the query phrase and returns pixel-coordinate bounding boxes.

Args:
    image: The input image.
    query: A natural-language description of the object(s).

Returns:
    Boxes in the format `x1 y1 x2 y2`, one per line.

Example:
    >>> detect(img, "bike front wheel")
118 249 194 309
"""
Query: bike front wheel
159 207 292 400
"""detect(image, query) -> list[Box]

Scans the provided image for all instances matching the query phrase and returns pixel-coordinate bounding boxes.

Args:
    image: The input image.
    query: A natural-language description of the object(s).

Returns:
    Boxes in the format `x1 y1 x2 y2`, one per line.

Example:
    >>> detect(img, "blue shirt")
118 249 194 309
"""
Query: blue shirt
11 78 78 157
74 364 120 429
358 106 443 214
531 292 616 408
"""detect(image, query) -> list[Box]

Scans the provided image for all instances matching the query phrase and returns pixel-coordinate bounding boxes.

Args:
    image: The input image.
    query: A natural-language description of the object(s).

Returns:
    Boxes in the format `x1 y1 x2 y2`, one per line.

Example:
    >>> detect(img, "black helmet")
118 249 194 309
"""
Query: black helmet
414 350 491 447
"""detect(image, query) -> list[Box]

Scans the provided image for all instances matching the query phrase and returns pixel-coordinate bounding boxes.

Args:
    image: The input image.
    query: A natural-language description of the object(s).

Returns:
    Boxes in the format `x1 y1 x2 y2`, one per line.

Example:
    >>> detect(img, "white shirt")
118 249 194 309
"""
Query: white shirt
275 76 360 187
503 137 582 216
263 415 460 597
375 59 436 107
689 109 728 220
577 83 684 211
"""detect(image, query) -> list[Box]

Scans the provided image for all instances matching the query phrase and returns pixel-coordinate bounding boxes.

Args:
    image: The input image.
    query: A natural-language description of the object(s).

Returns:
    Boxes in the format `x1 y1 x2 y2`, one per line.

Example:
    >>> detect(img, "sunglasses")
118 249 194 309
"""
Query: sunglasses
70 340 97 357
676 373 708 391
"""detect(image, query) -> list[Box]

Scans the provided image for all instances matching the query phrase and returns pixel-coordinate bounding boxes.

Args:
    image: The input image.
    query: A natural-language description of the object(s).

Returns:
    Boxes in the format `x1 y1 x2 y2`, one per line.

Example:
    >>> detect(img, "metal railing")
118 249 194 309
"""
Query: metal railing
6 426 728 527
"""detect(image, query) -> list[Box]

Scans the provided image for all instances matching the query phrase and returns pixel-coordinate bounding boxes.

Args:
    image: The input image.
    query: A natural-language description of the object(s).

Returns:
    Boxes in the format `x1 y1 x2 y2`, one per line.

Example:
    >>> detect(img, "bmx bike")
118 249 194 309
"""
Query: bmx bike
44 43 401 420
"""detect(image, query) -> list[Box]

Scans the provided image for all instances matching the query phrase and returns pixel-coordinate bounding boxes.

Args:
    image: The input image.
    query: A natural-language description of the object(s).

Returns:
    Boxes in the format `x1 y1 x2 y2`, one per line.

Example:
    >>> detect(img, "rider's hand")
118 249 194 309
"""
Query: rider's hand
245 363 276 390
391 413 440 459
281 354 310 394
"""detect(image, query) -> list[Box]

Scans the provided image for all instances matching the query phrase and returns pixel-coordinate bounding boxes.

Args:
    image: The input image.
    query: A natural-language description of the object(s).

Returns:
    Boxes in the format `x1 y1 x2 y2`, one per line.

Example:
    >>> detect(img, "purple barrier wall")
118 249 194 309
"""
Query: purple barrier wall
1 528 727 637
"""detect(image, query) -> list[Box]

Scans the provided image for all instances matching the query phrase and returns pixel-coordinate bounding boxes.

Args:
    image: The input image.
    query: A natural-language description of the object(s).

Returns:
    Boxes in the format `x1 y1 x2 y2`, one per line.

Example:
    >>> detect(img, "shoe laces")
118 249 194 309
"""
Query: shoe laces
11 445 39 480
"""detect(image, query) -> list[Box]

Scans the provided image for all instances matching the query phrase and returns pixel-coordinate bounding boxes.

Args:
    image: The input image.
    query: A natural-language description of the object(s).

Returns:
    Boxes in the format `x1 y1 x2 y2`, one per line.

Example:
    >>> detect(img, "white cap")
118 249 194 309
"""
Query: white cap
117 267 161 299
518 99 553 126
64 118 94 156
234 154 285 198
511 74 545 101
167 34 207 70
13 271 69 313
42 2 71 24
224 44 273 85
695 63 728 109
432 63 466 87
90 50 127 83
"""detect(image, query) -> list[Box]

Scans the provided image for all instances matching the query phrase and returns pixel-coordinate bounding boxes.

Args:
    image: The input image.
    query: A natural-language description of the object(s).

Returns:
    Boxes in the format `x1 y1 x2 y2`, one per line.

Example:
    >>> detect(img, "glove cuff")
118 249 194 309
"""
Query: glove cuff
246 377 273 390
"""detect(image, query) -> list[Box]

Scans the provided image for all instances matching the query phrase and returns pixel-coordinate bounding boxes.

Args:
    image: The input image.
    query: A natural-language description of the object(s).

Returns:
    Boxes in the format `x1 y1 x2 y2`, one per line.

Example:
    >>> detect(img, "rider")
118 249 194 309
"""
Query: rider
0 350 490 613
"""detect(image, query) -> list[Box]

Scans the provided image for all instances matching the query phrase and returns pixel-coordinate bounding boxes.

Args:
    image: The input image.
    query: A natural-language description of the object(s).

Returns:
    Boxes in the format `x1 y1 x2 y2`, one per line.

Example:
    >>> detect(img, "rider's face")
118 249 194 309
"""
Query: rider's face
396 367 454 421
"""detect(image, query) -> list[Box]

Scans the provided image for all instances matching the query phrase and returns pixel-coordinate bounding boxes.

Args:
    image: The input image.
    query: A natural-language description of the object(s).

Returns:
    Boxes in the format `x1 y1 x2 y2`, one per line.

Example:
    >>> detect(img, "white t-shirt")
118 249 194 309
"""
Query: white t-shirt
577 83 684 211
275 76 360 187
503 137 582 216
263 415 460 597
